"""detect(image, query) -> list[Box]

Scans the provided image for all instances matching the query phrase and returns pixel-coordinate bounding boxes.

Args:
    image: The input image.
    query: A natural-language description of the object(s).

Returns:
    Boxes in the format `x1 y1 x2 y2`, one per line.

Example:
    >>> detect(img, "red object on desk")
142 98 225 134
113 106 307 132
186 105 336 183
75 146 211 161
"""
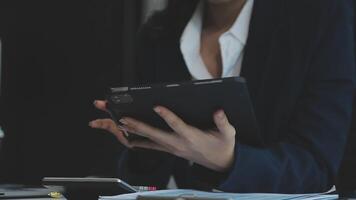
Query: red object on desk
134 186 157 192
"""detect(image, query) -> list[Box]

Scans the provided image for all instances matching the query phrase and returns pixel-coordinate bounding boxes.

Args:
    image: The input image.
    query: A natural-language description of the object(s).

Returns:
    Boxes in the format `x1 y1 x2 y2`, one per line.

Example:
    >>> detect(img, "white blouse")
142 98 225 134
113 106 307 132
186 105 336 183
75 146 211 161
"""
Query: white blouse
180 0 254 80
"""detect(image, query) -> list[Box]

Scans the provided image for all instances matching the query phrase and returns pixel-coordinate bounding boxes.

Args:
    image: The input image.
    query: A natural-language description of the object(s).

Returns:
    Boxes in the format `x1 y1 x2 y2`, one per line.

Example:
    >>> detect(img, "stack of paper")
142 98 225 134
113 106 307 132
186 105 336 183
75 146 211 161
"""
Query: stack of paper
99 189 338 200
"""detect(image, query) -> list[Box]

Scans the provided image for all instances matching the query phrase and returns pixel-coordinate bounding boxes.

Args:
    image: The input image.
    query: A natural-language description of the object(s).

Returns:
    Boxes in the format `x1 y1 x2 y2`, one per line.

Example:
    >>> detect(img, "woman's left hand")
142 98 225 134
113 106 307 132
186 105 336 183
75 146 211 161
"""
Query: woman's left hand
118 106 237 172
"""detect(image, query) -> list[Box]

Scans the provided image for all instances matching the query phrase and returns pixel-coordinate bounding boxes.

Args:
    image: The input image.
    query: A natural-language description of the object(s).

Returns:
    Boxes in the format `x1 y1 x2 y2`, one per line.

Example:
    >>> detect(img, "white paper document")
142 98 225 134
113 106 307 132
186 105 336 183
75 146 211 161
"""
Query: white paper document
99 189 338 200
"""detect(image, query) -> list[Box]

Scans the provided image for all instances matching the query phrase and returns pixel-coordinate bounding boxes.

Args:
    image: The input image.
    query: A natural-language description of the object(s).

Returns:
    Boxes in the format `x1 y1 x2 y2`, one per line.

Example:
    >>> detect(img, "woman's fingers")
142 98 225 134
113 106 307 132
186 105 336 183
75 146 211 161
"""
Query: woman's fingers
94 100 108 112
153 106 191 136
130 140 169 153
120 117 175 145
213 110 236 138
89 119 131 148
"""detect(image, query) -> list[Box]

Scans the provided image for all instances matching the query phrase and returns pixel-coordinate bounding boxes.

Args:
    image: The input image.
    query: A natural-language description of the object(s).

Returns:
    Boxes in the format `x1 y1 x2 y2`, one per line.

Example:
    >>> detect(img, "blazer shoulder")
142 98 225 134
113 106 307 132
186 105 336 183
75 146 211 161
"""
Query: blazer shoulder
285 0 350 12
281 0 353 50
284 0 353 22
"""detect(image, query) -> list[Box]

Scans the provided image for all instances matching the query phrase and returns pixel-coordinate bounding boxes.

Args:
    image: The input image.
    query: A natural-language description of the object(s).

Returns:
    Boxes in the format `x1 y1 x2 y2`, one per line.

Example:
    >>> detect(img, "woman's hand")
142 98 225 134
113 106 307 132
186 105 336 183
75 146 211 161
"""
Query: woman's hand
90 100 236 172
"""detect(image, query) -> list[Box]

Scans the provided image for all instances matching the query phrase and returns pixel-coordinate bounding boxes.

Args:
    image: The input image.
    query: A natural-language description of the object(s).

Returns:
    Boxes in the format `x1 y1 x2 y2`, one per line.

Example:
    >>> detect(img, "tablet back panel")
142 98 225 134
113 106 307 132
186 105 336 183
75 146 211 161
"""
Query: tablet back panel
107 77 261 146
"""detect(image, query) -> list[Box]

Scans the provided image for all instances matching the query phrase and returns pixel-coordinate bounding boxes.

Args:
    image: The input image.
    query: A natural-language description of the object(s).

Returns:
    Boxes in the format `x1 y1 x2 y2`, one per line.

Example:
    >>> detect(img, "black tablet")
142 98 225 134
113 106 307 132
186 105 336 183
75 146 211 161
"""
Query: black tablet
107 77 261 146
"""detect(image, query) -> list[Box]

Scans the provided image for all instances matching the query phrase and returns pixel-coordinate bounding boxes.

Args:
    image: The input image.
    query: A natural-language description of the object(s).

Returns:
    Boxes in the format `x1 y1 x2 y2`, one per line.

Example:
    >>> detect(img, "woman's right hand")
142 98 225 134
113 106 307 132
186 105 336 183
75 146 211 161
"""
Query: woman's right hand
89 100 132 148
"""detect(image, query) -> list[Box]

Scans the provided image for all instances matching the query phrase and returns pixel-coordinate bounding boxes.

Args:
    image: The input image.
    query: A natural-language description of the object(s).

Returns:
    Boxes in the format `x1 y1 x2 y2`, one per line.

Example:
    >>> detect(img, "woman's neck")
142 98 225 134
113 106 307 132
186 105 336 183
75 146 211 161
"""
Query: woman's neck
204 0 247 31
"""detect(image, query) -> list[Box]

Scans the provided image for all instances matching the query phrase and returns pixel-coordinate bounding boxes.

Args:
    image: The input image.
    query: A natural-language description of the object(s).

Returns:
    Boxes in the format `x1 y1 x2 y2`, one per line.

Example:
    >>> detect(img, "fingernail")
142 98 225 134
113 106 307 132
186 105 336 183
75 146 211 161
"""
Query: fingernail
93 100 97 105
154 106 161 114
118 126 128 132
217 110 225 119
89 121 95 127
120 119 129 125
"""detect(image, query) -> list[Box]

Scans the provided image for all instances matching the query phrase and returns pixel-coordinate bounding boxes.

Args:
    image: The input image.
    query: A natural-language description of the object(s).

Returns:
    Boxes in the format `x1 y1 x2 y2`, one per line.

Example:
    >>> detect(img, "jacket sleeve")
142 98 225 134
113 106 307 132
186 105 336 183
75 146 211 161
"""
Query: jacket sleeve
217 0 355 193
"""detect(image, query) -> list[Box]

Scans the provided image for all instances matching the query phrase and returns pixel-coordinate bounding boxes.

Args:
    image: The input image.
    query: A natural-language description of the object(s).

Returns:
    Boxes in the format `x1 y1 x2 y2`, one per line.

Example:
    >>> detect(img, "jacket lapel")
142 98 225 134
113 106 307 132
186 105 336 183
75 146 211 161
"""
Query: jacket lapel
241 0 284 109
155 38 192 83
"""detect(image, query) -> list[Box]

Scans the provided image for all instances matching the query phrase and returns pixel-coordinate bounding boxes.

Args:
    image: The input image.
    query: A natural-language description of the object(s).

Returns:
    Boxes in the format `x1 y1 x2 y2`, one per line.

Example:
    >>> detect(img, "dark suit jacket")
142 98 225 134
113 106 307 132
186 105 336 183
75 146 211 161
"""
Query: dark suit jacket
337 1 356 191
117 0 355 193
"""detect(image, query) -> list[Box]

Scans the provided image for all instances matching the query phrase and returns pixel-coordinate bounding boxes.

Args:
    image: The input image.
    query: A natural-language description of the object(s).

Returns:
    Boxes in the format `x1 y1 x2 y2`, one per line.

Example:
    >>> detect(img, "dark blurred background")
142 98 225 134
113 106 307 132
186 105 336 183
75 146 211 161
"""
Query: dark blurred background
0 0 166 184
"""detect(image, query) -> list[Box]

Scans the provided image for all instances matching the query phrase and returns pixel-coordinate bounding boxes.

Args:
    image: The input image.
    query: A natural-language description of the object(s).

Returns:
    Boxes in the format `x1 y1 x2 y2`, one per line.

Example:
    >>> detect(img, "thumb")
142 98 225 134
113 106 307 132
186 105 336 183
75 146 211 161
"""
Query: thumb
213 110 236 138
94 100 108 112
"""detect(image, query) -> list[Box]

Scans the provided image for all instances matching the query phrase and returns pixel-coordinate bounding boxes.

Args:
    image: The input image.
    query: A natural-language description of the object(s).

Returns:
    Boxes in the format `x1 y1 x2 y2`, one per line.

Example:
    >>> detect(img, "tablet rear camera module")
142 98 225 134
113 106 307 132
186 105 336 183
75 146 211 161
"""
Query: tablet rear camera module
111 94 133 104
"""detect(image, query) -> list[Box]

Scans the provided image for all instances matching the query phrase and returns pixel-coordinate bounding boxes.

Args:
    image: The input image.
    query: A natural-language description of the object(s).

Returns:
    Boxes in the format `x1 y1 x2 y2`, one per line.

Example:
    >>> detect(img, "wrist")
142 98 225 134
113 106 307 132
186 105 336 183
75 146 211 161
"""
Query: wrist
215 150 235 172
213 142 236 172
